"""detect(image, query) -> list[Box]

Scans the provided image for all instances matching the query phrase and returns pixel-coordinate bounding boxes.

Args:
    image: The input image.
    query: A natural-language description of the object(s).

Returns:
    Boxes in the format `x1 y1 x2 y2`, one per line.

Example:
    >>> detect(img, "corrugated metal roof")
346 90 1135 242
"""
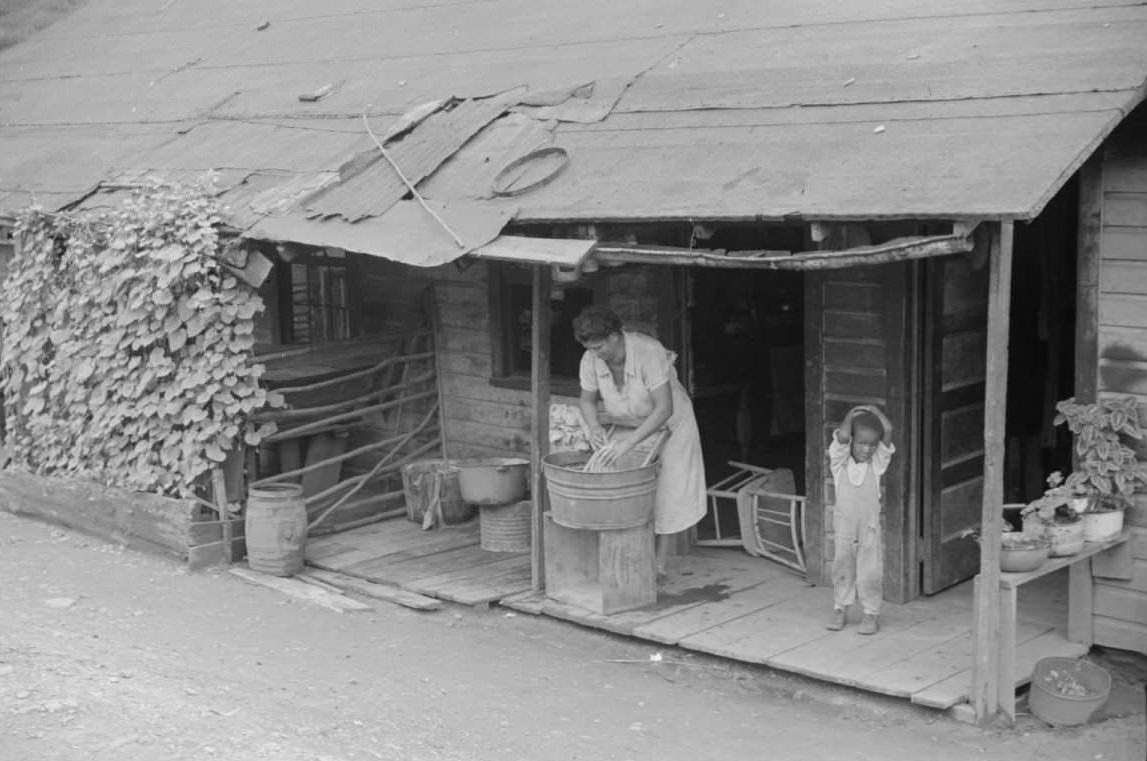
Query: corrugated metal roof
303 96 512 222
0 0 1145 230
246 199 516 267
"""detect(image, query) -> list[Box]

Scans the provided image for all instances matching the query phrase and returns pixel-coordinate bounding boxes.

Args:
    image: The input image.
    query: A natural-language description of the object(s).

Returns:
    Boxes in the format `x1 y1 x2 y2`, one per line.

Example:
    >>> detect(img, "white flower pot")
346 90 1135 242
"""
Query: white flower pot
1082 509 1124 543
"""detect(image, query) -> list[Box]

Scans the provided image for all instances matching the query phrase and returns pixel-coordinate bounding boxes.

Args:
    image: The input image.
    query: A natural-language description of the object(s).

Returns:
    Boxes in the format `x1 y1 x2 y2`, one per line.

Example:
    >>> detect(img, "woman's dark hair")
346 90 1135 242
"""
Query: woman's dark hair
572 305 623 344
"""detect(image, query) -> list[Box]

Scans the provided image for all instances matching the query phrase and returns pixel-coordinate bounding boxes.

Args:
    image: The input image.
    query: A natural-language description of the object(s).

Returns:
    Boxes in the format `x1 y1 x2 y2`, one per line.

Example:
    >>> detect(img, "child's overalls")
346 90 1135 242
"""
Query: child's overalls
831 459 883 615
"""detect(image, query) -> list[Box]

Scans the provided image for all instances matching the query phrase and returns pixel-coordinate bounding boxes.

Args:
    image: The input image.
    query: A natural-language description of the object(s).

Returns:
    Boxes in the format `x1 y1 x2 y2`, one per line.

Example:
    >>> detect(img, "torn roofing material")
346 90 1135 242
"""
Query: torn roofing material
0 0 1146 226
302 96 514 223
246 198 516 267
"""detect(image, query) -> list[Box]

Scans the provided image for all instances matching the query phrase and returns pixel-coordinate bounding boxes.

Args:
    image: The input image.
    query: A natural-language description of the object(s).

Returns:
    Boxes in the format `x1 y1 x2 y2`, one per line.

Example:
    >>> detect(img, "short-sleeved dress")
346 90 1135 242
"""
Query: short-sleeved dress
579 331 707 535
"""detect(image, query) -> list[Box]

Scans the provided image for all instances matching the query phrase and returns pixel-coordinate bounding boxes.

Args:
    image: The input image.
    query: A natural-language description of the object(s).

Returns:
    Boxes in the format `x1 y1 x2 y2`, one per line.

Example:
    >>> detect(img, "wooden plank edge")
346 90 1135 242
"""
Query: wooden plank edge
187 536 247 572
911 628 1080 710
228 566 372 612
301 568 443 611
498 591 545 614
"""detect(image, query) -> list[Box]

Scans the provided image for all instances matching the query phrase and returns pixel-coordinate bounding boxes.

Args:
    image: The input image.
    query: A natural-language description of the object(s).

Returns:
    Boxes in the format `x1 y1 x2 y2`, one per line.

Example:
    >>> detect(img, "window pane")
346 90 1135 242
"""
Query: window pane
505 281 594 378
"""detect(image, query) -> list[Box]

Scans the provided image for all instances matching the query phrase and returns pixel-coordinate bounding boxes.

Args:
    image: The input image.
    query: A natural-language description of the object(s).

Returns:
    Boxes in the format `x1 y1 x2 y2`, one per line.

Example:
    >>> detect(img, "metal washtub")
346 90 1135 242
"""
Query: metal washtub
542 451 658 530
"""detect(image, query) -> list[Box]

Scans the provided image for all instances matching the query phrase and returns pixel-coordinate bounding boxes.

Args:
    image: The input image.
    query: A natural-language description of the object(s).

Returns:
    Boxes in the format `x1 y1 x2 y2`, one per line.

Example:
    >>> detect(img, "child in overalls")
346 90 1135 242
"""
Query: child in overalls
826 405 895 635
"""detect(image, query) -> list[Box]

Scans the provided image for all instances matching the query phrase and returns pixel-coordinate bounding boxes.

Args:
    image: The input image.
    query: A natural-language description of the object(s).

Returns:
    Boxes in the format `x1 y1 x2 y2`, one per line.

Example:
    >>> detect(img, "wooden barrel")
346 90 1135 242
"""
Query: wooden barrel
245 484 308 576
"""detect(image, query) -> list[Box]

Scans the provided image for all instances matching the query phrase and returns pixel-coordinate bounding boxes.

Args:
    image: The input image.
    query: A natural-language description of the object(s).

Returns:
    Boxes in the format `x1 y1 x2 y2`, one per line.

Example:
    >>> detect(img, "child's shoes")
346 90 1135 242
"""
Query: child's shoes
826 607 846 631
858 613 879 635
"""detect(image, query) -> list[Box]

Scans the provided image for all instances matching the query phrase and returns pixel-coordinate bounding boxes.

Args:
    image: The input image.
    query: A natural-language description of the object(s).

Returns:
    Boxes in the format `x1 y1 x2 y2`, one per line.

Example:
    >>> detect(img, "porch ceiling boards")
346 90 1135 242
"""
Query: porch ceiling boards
2 0 1147 229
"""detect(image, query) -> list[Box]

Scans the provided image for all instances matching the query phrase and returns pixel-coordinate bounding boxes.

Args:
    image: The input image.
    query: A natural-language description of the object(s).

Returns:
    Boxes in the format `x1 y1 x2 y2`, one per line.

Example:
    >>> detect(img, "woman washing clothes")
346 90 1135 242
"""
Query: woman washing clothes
573 305 707 582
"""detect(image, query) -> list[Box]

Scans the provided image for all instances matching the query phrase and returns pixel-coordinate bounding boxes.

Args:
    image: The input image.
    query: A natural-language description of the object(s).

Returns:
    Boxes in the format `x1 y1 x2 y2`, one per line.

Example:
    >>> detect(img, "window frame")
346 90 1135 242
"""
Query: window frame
487 262 607 396
277 248 361 345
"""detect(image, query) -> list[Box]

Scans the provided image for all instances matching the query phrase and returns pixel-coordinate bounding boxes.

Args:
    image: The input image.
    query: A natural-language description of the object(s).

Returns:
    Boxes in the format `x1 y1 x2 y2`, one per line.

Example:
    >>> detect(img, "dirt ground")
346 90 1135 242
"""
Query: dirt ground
0 511 1143 761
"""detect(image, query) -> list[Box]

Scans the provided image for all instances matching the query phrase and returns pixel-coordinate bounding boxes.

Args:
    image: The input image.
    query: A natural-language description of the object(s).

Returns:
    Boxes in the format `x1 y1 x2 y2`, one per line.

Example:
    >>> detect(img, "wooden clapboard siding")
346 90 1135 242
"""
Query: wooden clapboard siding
1093 520 1147 653
356 256 524 459
1092 107 1147 652
805 264 914 601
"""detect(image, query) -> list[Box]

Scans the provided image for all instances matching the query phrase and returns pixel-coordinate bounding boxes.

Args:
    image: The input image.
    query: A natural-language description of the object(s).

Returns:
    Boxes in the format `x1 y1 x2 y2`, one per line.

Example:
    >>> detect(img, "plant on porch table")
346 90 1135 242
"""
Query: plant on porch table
1 184 281 497
1053 396 1147 542
1020 471 1084 557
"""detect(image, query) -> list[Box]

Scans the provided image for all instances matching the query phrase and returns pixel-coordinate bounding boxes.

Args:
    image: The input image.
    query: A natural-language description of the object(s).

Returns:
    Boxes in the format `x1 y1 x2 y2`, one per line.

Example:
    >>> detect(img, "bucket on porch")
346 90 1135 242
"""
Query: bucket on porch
454 458 530 505
542 450 657 530
401 460 474 525
1029 657 1111 727
480 499 532 552
245 483 308 576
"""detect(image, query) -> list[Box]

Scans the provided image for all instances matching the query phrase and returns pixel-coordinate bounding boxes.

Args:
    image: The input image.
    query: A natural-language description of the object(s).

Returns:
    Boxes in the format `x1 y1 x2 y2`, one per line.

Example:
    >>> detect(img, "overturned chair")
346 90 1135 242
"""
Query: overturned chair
698 462 807 574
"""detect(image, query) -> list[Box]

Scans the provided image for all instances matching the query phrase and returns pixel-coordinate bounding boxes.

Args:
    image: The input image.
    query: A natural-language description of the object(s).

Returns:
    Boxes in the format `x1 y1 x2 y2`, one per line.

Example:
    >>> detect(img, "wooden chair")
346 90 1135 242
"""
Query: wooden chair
736 469 807 573
697 462 807 574
697 461 768 547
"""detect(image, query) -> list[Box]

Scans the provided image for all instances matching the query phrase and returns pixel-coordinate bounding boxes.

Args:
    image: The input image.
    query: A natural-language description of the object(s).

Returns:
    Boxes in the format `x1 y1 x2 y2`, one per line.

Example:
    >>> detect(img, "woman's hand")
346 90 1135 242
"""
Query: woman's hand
588 425 610 449
598 435 636 467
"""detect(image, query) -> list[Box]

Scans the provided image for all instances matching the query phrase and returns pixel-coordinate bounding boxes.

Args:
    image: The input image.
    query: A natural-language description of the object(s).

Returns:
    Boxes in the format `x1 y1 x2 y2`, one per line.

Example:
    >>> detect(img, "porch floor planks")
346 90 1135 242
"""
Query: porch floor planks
319 527 482 574
309 523 1083 713
853 618 1051 700
526 552 800 638
343 543 507 587
766 604 967 692
910 628 1088 710
305 519 416 560
634 571 811 645
405 554 531 605
675 591 836 665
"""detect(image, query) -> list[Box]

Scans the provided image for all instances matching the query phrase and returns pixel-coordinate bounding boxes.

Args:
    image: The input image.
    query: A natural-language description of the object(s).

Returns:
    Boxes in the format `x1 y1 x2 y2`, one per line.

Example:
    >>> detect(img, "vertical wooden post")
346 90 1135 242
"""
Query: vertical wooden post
425 286 451 461
1075 155 1103 405
530 264 552 591
1068 154 1103 648
972 221 1014 723
802 270 826 585
211 467 232 565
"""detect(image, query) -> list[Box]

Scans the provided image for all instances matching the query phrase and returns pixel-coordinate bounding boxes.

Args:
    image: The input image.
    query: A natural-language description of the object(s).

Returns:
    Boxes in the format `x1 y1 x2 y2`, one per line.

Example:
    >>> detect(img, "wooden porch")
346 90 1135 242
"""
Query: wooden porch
304 519 1085 713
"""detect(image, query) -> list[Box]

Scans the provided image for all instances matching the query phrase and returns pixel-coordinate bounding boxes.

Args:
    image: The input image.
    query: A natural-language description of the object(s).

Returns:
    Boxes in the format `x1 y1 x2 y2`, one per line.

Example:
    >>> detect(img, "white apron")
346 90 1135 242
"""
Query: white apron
582 332 707 535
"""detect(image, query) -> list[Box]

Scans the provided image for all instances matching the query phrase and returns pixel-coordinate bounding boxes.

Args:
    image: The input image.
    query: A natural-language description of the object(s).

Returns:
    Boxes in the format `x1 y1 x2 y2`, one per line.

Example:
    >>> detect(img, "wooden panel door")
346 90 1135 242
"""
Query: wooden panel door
805 262 916 602
921 252 990 594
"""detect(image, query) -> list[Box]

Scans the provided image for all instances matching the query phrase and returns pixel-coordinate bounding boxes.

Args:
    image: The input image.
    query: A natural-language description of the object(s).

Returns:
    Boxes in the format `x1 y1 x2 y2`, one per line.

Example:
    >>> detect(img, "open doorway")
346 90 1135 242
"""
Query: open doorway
1004 179 1079 513
688 269 806 541
918 180 1080 595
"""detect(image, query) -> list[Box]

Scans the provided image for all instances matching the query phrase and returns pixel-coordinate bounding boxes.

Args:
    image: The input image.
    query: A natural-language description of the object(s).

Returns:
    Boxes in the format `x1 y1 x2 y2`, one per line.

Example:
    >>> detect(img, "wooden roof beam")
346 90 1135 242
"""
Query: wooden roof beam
593 230 975 271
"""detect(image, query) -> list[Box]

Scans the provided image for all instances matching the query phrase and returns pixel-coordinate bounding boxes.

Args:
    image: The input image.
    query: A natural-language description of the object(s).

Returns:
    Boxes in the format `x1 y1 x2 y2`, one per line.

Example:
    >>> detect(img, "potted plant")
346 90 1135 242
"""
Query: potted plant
1054 396 1147 543
1021 472 1085 557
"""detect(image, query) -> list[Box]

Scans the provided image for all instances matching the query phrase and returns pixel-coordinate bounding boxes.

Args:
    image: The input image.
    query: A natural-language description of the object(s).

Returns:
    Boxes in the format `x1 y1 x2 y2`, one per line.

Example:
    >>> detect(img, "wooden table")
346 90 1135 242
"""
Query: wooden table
991 530 1131 722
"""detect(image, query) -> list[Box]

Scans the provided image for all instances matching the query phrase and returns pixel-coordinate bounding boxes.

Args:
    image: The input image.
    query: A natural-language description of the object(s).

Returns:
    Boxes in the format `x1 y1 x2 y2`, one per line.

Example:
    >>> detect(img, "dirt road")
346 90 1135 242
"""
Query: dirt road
0 511 1142 761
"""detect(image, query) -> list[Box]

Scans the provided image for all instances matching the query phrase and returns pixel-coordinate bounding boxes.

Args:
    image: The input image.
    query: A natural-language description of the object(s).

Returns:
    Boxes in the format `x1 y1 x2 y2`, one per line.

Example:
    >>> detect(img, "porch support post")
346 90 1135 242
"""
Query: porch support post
529 264 552 591
1074 154 1103 405
972 221 1014 723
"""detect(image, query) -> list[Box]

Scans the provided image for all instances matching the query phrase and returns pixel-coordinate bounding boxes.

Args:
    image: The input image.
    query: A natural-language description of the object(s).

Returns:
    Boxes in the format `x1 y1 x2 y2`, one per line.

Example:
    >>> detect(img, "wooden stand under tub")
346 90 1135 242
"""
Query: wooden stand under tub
543 512 657 615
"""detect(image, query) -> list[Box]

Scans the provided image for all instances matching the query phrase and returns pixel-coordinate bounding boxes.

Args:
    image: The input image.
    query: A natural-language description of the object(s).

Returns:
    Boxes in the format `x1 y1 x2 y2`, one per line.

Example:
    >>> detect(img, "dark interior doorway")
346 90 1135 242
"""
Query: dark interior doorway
688 269 806 540
1004 178 1080 516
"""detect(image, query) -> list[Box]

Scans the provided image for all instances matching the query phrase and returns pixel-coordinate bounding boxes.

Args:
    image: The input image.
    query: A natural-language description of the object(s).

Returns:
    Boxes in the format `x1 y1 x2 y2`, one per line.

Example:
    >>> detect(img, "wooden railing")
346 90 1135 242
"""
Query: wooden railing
249 325 446 535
